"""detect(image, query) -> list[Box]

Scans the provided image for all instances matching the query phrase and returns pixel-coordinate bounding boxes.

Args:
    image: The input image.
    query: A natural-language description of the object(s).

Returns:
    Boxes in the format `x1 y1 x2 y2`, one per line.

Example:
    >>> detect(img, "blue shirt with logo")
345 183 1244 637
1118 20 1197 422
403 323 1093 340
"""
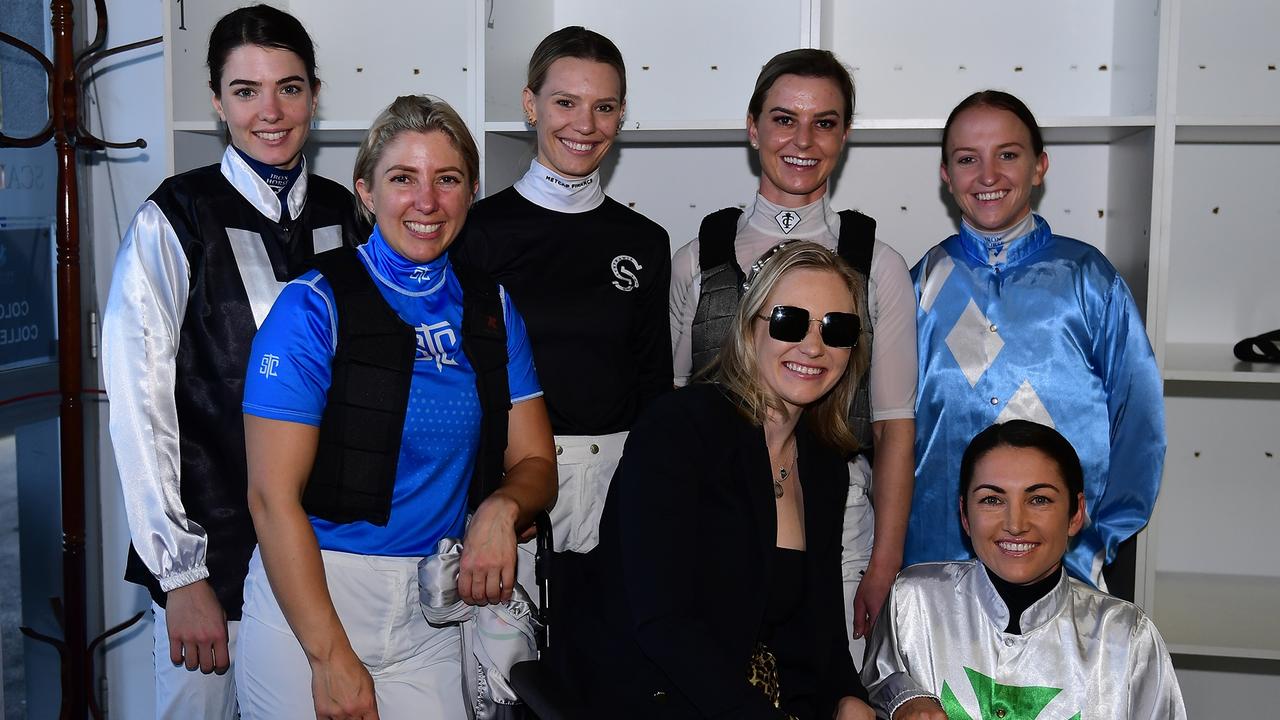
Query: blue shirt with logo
243 226 542 556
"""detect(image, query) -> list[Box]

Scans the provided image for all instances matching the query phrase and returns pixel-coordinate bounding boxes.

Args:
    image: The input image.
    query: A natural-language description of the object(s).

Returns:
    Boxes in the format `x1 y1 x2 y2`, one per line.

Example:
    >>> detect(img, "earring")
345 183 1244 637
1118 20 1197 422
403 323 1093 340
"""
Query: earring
751 142 759 149
525 114 536 127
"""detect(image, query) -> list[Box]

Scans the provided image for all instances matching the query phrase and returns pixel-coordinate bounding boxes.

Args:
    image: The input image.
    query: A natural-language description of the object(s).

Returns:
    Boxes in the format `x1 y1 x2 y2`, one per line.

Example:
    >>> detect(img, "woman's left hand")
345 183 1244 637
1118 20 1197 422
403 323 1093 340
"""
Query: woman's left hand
459 494 520 606
834 696 877 720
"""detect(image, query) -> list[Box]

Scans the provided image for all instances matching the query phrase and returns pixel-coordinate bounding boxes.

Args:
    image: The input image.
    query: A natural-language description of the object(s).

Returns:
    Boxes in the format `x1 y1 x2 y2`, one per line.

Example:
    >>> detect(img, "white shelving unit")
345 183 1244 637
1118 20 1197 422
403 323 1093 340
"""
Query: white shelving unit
1142 0 1280 680
159 0 1278 705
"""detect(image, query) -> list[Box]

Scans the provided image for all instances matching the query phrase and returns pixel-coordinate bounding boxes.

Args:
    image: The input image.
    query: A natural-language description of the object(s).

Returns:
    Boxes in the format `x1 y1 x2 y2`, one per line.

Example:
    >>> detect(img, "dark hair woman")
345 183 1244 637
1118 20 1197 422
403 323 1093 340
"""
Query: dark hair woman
906 90 1165 592
864 421 1185 720
669 47 919 656
101 6 364 717
452 27 673 568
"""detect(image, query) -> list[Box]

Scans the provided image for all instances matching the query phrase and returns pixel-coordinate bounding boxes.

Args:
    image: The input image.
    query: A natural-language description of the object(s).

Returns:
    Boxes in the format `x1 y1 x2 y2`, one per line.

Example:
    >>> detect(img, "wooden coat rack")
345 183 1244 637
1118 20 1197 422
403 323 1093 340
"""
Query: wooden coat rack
0 0 159 717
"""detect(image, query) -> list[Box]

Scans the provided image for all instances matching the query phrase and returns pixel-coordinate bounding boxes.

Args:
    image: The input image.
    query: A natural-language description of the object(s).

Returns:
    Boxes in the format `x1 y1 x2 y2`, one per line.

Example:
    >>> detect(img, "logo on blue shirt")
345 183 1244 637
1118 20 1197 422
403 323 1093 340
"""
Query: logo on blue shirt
258 353 280 378
410 267 431 283
416 321 459 372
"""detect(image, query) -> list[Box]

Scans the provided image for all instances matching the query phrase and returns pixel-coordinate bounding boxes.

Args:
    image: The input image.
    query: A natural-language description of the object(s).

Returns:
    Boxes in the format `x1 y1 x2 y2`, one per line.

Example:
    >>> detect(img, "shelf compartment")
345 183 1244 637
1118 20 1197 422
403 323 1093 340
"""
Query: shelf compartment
820 0 1160 119
1164 343 1280 383
1153 572 1280 660
1176 0 1280 118
1164 143 1280 350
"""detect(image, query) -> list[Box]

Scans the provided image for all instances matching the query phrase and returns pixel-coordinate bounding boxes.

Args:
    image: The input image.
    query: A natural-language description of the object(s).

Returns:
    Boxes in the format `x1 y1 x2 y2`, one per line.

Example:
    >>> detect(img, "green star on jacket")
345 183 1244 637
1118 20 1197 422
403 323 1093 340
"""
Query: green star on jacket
940 667 1081 720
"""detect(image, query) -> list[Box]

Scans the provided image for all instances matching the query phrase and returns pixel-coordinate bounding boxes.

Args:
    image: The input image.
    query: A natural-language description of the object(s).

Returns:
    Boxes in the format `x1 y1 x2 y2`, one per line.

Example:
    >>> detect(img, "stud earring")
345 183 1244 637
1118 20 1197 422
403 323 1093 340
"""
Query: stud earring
751 142 759 149
525 114 536 127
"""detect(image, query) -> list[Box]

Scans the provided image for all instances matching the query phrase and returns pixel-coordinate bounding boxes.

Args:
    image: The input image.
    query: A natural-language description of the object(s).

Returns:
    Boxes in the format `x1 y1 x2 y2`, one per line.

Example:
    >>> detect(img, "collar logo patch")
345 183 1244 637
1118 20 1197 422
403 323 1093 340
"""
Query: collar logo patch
411 267 431 283
611 255 643 292
774 209 800 234
941 667 1079 720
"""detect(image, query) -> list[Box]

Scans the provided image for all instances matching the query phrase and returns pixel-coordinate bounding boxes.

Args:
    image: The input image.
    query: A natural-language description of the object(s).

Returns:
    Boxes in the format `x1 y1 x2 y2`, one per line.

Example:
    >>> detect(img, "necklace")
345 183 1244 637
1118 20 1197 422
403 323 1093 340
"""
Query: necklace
772 444 797 499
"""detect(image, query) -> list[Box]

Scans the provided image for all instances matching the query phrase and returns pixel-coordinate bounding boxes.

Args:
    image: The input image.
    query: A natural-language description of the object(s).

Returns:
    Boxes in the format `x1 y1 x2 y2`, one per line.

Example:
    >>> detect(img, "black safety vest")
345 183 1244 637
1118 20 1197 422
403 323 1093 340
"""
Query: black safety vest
689 207 877 453
123 164 364 619
303 247 510 525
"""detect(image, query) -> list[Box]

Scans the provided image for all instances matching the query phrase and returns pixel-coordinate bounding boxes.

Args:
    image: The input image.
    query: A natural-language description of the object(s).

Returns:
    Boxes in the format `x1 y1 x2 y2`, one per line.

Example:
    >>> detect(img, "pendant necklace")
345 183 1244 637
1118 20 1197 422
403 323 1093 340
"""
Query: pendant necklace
773 444 797 499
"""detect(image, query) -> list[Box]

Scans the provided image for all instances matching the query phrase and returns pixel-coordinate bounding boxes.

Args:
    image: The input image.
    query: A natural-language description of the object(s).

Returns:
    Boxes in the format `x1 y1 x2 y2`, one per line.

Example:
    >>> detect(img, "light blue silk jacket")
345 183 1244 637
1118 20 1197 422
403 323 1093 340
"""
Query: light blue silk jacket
907 216 1165 585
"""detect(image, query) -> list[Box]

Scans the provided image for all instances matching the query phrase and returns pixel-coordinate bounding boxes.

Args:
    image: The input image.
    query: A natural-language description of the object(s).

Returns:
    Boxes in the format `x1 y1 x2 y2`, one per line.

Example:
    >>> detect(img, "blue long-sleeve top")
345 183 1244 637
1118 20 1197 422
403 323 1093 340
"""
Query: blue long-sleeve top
907 215 1166 586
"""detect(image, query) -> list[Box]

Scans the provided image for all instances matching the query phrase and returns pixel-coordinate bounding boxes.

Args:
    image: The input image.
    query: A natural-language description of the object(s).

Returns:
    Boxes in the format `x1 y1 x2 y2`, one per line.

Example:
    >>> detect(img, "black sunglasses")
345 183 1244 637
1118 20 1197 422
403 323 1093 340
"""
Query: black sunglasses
758 305 860 348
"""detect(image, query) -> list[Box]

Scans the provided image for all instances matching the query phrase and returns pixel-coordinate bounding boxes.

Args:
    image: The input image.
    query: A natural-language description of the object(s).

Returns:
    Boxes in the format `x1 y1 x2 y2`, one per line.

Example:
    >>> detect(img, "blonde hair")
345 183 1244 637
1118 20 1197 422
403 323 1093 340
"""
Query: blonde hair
352 95 479 225
709 241 870 455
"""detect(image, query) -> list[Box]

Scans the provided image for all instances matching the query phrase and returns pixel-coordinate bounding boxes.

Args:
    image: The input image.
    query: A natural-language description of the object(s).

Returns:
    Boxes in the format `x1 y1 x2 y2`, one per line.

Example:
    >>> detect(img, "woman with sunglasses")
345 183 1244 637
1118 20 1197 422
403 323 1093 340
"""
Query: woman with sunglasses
568 242 875 719
908 91 1164 590
453 27 671 560
669 48 917 654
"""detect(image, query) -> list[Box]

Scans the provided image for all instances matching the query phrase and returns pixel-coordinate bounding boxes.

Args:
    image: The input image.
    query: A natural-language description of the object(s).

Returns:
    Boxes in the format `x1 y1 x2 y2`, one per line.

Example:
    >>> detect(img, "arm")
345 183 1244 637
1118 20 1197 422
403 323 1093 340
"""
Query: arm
861 582 940 719
458 397 557 606
1128 616 1187 720
854 242 919 638
102 201 229 672
633 231 675 405
856 419 914 639
245 416 378 720
459 291 556 605
1072 274 1166 583
668 238 700 387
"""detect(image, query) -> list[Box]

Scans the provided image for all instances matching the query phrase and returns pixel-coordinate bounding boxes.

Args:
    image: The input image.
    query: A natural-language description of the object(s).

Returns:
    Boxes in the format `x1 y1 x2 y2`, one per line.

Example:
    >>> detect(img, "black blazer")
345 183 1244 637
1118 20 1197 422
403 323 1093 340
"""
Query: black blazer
566 384 866 719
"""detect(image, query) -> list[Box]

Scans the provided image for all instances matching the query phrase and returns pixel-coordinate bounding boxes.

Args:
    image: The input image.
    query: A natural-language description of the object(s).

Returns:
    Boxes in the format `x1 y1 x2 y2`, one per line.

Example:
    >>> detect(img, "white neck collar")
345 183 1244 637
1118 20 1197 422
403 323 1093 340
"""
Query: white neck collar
513 158 605 214
746 193 838 240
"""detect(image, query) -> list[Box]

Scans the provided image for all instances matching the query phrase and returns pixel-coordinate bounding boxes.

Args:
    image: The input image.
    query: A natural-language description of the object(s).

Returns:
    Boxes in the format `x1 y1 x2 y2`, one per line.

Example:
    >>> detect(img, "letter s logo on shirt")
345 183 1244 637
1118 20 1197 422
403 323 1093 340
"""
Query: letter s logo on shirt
611 255 642 292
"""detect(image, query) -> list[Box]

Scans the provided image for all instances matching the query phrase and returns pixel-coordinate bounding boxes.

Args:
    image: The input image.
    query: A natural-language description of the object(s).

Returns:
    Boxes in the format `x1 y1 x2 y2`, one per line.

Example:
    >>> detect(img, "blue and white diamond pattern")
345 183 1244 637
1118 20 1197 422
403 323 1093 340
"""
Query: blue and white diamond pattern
945 299 1004 387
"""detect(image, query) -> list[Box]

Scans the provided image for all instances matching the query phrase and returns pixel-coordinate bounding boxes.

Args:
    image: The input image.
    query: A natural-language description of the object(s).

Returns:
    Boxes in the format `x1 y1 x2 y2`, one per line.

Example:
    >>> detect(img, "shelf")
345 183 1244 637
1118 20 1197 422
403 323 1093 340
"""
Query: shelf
1153 572 1280 660
1164 343 1280 383
1175 119 1280 143
485 116 1155 146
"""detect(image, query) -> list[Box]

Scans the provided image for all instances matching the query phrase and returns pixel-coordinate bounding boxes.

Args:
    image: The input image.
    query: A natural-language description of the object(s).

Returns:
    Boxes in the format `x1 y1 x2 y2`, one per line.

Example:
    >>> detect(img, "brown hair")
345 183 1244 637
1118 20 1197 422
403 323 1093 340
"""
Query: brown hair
526 26 627 103
747 48 855 126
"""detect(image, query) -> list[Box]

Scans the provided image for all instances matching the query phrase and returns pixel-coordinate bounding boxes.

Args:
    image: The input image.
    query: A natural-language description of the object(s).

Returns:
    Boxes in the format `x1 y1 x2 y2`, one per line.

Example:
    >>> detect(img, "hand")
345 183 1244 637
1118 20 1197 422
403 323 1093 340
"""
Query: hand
892 697 946 720
835 696 877 720
459 494 519 606
852 562 896 640
310 646 379 720
164 579 230 674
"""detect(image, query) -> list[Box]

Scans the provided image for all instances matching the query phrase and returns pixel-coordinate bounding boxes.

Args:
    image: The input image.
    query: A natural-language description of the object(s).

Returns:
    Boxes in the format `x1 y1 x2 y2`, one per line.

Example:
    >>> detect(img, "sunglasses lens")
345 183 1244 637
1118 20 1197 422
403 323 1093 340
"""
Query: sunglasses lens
820 312 860 348
768 305 810 343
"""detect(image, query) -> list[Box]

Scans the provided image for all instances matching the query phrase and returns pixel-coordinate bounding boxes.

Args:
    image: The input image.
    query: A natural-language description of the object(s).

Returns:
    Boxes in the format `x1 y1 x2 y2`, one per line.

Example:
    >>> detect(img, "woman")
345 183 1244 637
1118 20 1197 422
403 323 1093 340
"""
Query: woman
864 421 1186 719
907 91 1165 590
101 6 363 717
669 48 917 653
453 26 672 557
236 96 557 719
571 242 875 719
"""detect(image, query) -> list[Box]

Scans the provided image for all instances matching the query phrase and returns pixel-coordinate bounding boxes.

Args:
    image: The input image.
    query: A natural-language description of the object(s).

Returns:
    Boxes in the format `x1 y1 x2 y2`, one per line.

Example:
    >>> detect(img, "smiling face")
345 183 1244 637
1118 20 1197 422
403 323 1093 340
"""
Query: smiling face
523 56 624 179
747 74 849 208
752 268 853 417
355 130 477 264
211 44 316 169
961 445 1086 585
941 105 1048 234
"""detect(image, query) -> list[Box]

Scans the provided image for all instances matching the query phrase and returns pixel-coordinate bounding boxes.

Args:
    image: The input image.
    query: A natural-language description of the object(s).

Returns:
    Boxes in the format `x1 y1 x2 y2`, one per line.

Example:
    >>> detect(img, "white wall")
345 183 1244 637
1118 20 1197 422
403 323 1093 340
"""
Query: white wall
83 0 167 717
